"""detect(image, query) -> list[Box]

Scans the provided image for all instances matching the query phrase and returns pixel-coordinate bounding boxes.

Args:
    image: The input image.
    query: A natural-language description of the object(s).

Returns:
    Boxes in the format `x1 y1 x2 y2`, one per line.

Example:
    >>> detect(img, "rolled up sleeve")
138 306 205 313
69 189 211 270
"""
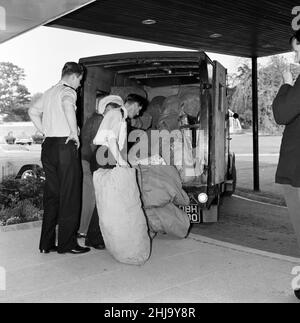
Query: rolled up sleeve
61 87 77 109
93 110 122 146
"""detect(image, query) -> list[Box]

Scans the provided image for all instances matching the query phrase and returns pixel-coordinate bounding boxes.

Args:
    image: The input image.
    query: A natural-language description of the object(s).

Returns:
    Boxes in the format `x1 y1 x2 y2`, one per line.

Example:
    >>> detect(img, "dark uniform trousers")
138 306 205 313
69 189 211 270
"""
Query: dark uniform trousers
85 148 114 246
40 137 82 252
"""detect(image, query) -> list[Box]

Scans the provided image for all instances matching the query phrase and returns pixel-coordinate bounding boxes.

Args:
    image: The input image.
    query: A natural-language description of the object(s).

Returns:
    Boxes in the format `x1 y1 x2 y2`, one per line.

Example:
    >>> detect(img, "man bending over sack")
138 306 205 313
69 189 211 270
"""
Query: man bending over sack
78 94 123 249
84 94 147 250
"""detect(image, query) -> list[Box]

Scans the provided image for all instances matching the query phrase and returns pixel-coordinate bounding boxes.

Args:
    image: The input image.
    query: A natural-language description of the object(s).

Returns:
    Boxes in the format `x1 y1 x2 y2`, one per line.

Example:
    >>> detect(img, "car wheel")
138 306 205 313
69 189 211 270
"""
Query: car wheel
20 167 37 180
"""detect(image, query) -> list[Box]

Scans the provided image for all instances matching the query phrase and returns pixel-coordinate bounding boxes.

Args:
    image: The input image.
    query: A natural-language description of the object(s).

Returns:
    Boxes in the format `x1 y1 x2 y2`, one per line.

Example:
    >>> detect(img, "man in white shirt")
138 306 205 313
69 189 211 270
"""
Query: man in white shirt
29 62 90 255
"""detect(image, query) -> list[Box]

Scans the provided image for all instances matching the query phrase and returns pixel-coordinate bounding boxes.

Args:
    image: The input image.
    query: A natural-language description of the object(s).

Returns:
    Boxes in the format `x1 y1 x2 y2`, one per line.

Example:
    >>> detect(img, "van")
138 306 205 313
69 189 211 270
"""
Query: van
79 51 237 223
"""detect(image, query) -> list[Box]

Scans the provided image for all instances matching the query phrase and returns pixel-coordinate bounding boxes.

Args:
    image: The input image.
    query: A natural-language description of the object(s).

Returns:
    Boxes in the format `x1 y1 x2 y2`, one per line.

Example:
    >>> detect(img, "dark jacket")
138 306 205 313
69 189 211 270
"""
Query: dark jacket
273 76 300 187
80 112 103 163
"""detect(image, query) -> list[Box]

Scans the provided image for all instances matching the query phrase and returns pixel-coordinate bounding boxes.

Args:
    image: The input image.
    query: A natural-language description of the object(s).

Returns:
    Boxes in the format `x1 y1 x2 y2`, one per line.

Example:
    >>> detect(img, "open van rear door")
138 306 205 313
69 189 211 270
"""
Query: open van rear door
210 61 227 186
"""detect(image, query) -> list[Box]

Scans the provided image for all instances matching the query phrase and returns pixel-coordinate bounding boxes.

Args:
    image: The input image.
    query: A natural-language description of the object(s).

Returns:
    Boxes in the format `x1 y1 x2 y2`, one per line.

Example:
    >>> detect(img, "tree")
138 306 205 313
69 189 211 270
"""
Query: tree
228 56 293 134
0 62 31 122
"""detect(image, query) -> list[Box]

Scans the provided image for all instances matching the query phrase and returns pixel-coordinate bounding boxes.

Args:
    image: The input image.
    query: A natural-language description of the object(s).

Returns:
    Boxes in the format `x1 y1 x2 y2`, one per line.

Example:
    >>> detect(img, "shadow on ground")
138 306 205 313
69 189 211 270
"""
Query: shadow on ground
191 196 300 258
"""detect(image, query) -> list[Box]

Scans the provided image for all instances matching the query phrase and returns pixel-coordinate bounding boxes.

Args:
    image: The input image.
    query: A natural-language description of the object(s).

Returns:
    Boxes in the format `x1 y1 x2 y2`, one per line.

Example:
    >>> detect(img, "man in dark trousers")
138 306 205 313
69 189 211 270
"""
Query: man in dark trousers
29 62 90 255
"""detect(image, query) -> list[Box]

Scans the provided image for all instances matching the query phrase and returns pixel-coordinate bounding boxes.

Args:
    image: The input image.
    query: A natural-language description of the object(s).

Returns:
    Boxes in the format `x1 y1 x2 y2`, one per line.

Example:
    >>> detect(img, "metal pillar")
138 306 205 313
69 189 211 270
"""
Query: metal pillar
252 57 260 191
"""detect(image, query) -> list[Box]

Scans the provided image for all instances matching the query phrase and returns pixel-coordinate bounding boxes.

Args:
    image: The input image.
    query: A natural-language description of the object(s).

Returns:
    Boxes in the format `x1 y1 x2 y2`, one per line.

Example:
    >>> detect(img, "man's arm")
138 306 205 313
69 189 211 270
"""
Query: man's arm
28 97 44 134
62 100 80 147
61 89 80 148
273 75 300 125
108 137 129 166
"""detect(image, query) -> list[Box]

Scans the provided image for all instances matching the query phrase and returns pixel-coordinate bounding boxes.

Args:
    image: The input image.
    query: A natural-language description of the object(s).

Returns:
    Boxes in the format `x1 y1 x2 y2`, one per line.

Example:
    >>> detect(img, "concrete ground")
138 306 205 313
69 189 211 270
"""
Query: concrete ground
231 133 282 196
0 226 299 303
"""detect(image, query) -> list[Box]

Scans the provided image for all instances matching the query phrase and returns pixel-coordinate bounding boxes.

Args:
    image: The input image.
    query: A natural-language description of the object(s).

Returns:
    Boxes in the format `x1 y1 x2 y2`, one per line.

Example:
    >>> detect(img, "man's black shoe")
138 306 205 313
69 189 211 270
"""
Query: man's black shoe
85 239 106 250
40 246 58 254
58 245 91 255
295 289 300 300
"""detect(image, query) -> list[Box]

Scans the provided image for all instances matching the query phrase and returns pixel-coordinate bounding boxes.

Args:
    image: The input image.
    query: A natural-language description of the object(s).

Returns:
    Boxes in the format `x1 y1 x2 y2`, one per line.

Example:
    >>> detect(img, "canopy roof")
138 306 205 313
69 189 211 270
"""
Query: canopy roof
48 0 297 58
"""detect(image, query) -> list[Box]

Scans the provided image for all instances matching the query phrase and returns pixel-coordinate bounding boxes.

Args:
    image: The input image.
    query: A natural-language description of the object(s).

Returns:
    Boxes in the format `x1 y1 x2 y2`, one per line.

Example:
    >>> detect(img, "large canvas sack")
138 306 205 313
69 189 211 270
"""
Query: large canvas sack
178 87 200 118
136 165 190 208
157 95 181 131
93 167 151 265
173 131 198 184
149 131 198 184
146 96 166 129
145 204 190 239
131 112 153 130
110 86 147 101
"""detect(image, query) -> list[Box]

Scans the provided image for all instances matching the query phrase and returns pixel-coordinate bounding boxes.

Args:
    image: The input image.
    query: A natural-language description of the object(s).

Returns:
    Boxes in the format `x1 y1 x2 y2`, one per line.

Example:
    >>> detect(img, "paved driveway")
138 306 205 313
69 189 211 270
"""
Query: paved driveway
0 227 299 303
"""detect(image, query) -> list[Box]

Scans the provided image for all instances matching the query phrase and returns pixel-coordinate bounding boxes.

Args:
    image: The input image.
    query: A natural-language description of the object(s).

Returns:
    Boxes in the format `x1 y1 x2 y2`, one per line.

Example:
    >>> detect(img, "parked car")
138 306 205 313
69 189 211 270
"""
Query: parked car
4 132 16 145
0 136 42 181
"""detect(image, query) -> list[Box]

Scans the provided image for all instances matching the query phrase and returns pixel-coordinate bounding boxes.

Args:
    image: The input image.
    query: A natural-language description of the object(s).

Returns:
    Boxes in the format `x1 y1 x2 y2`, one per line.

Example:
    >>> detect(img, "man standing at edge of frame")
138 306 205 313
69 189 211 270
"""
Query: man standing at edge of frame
273 31 300 300
29 62 90 255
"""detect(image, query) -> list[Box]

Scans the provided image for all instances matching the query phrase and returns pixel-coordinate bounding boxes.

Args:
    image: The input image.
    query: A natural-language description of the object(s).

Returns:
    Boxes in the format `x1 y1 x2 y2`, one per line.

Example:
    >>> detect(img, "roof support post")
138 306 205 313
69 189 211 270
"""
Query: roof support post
252 56 260 191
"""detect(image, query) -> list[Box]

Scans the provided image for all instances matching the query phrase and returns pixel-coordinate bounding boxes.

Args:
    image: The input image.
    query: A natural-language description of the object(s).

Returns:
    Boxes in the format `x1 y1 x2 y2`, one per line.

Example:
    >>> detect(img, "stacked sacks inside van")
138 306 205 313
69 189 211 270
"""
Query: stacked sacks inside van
178 86 200 118
178 86 204 181
147 87 202 184
157 95 181 132
146 96 166 130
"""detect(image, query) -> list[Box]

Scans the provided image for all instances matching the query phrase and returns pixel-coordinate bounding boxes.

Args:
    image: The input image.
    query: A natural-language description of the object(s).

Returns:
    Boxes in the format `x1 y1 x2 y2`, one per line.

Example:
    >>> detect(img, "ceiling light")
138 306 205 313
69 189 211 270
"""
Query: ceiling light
164 68 172 74
209 33 223 39
142 19 157 25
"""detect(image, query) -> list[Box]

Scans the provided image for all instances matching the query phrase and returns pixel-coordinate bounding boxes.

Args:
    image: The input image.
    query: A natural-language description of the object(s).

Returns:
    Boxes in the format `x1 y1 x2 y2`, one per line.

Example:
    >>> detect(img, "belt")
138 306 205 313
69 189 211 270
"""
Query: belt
44 137 69 144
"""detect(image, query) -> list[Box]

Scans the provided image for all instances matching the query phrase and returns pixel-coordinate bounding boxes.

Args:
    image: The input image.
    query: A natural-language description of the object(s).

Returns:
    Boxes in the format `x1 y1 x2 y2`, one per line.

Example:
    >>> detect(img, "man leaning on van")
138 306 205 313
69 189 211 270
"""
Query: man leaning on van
29 62 90 255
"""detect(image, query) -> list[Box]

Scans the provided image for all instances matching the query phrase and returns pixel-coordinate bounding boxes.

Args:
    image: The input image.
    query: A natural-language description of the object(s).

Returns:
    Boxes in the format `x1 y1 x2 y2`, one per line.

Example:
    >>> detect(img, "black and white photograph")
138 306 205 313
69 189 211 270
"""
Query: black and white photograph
0 0 300 306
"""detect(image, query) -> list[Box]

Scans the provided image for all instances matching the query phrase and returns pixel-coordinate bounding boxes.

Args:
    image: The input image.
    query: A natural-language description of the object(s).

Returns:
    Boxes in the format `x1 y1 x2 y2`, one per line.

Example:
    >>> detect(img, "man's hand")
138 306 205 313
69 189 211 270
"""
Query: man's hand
65 132 80 148
283 69 294 86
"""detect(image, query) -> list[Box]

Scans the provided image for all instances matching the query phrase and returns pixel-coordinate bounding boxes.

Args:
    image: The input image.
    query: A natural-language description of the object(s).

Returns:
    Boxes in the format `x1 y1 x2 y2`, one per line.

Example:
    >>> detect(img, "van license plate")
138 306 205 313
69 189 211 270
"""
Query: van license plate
179 205 201 224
